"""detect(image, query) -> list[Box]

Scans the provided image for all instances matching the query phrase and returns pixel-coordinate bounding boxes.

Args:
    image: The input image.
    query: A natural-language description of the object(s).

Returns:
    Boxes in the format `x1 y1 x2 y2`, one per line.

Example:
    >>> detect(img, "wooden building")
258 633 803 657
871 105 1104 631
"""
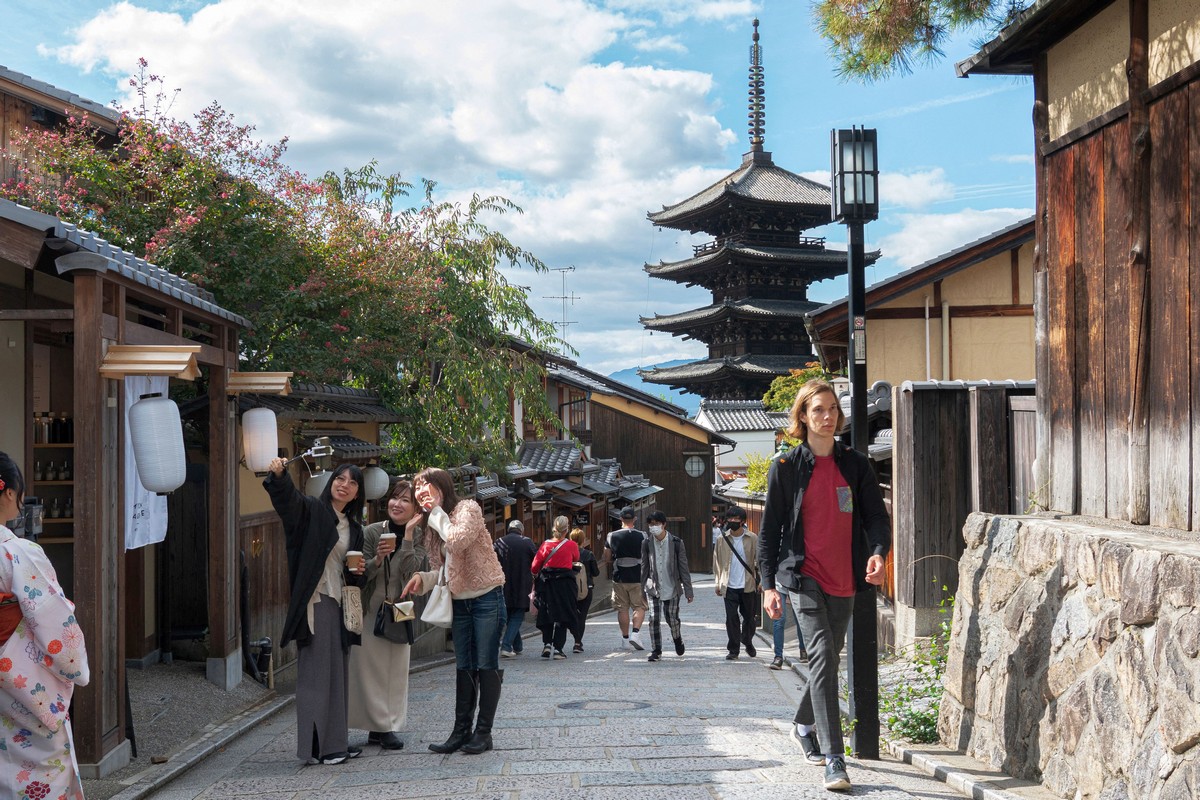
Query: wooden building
639 20 876 401
0 197 248 776
960 0 1200 530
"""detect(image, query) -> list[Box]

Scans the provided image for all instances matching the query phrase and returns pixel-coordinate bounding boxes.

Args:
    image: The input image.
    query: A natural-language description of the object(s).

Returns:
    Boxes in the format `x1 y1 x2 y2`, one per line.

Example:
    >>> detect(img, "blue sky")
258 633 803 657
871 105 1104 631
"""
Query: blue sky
4 1 1034 375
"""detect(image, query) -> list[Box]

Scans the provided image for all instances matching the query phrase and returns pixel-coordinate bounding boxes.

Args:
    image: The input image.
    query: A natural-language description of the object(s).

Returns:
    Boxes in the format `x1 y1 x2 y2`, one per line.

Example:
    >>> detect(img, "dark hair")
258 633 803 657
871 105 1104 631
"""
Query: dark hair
413 467 460 517
725 505 746 521
390 479 413 502
648 510 667 523
0 451 25 504
319 462 365 523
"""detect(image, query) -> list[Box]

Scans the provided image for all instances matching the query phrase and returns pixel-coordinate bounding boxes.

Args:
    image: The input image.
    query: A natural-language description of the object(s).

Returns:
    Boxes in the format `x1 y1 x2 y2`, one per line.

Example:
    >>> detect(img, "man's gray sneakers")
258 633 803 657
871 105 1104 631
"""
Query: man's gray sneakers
823 755 851 791
790 724 825 765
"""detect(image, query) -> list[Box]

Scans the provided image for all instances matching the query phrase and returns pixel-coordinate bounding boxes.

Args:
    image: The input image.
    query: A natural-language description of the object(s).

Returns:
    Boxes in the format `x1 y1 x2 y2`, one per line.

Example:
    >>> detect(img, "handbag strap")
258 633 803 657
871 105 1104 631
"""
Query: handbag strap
722 532 755 577
540 538 569 570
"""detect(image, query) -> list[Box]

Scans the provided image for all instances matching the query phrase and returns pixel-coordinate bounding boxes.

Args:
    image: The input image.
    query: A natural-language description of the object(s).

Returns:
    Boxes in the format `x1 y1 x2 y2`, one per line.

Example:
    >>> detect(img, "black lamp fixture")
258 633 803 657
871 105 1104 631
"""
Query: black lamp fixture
831 127 879 224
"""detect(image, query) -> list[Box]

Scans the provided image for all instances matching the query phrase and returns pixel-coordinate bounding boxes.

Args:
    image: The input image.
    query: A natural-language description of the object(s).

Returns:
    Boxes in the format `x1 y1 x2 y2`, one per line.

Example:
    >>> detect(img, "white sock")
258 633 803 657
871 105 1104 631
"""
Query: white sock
796 724 813 736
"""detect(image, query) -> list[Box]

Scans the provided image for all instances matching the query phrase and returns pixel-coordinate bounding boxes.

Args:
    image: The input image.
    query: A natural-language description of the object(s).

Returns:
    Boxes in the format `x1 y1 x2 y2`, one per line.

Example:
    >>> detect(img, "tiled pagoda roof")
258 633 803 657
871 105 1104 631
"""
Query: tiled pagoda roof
641 298 821 332
639 354 806 384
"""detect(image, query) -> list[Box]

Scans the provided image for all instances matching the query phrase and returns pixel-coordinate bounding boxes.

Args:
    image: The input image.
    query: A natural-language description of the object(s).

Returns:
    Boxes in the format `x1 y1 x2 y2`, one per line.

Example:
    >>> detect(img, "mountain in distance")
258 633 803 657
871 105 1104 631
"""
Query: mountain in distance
607 360 700 417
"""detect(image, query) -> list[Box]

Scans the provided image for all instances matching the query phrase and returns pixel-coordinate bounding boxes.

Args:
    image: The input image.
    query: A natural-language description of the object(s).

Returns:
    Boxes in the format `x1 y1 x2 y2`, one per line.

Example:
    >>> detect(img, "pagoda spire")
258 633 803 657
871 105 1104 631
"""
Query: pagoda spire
748 18 765 152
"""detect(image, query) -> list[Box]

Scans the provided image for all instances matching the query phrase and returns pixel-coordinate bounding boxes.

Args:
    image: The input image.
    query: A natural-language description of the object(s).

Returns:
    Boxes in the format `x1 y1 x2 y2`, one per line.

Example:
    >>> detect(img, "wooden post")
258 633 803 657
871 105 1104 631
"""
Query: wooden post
1127 0 1151 525
969 387 1010 514
206 350 242 688
1032 54 1052 513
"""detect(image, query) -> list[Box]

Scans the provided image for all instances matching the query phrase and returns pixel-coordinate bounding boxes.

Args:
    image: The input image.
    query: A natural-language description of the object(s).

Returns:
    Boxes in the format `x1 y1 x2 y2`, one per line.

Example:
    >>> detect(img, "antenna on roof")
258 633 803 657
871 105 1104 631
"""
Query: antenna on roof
542 266 578 353
748 18 765 152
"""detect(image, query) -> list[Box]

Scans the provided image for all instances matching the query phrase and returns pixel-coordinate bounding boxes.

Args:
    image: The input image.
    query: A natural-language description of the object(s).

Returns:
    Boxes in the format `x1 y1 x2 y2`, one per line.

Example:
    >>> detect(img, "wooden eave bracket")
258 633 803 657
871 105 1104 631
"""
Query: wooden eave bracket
227 371 293 395
99 344 202 381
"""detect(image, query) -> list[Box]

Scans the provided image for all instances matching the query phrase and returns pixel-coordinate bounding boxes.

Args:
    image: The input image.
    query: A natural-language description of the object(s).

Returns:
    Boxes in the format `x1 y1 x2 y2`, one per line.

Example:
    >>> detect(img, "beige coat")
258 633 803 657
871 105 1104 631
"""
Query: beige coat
418 499 505 598
713 529 758 596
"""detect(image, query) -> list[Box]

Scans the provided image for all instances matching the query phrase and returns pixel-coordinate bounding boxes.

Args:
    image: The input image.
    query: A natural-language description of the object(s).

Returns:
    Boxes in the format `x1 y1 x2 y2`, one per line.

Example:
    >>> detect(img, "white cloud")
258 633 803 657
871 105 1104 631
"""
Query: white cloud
990 153 1036 165
880 168 955 210
602 0 756 26
878 207 1033 269
626 31 688 54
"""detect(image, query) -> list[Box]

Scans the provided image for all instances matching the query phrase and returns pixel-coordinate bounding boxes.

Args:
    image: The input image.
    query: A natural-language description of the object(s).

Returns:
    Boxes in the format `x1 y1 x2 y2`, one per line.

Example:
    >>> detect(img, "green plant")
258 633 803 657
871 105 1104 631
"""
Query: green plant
761 363 839 412
880 583 954 743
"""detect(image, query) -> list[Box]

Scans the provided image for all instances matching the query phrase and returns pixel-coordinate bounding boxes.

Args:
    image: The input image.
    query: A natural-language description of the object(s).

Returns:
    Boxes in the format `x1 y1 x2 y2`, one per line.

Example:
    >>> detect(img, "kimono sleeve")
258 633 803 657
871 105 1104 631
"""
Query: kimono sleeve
1 540 89 687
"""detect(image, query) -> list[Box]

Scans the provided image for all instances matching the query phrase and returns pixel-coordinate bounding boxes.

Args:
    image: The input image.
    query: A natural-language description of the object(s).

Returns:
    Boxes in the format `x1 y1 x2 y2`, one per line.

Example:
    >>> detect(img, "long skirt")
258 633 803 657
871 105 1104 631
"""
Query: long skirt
0 716 83 800
348 580 411 733
296 595 350 760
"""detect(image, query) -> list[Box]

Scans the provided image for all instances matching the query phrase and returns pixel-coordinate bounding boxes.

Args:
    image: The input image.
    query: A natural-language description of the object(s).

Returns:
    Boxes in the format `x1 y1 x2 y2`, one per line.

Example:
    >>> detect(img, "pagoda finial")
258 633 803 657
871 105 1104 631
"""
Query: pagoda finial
748 18 765 152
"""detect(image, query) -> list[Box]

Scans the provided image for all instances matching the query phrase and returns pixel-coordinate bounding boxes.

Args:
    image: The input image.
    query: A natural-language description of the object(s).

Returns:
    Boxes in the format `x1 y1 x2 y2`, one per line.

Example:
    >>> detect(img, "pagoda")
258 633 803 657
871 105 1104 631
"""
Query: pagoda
639 20 877 401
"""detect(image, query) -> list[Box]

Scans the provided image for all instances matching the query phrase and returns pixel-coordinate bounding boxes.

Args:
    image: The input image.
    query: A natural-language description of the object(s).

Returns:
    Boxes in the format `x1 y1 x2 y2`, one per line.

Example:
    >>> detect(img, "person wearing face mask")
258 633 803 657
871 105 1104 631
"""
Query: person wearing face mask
348 480 425 750
639 511 693 662
713 506 759 660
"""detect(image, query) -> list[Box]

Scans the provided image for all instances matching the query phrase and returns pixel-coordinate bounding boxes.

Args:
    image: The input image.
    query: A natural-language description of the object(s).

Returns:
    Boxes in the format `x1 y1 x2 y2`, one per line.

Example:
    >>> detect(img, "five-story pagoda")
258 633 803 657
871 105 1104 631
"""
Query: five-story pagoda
639 20 875 401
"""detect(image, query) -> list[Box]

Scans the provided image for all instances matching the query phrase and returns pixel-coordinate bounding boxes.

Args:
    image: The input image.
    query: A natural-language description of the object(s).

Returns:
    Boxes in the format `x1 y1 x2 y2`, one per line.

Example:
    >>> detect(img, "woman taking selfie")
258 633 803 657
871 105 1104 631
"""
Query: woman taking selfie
402 468 505 755
265 457 367 765
0 451 90 799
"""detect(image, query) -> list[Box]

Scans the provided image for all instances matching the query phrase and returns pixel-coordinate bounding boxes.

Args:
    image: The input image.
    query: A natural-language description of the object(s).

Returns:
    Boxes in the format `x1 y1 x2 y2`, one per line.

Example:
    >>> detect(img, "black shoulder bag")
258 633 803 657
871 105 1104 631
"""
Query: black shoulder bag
373 553 415 644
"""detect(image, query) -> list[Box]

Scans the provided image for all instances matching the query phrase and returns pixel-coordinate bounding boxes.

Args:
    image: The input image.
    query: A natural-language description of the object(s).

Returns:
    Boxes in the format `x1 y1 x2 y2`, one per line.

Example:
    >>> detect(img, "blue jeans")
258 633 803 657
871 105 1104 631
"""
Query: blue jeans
500 608 526 653
451 586 505 670
773 588 807 658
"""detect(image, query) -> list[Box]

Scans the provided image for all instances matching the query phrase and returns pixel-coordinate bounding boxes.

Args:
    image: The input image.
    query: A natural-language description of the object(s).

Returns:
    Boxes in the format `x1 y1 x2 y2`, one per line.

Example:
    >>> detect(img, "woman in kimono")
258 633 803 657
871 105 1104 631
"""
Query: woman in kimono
348 480 424 750
264 457 367 765
0 451 90 800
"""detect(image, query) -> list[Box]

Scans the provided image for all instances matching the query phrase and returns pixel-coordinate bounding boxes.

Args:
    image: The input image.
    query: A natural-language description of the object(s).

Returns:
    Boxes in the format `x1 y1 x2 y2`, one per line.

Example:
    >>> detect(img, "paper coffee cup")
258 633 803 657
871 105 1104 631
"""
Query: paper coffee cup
346 550 364 570
380 532 397 542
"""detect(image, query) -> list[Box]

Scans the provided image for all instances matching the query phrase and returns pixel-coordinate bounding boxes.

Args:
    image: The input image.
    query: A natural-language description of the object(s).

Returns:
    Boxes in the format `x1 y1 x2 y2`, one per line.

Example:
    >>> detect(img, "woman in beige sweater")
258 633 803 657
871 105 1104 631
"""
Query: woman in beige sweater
403 467 505 755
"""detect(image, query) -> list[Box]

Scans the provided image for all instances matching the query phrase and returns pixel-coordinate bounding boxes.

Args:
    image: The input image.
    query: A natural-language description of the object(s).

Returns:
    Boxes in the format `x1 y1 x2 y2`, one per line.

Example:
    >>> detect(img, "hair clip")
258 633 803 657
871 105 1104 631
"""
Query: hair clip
0 478 6 492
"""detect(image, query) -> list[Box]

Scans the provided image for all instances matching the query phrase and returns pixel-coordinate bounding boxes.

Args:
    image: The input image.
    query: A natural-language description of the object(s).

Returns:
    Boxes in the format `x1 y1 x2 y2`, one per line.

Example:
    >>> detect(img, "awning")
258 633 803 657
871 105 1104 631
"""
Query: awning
581 478 619 495
620 485 663 502
326 435 389 461
100 344 201 381
476 485 511 502
545 479 580 492
549 491 593 509
228 371 292 395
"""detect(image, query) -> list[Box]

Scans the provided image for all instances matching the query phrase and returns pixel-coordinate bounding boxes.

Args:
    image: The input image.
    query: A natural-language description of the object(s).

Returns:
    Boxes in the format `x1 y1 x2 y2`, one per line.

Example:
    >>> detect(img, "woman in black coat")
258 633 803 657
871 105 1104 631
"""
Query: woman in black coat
569 527 600 653
265 457 367 765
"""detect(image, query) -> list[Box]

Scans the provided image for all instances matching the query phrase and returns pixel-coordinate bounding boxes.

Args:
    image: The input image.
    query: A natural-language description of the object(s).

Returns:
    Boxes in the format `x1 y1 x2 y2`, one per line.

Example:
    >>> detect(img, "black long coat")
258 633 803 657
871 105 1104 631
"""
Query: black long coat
494 532 537 612
264 471 365 650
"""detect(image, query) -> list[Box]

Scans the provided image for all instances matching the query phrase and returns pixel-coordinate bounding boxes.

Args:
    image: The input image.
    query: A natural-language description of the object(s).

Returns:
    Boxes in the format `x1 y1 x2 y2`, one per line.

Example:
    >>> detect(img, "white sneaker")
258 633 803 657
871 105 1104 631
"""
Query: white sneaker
621 636 631 650
628 630 644 651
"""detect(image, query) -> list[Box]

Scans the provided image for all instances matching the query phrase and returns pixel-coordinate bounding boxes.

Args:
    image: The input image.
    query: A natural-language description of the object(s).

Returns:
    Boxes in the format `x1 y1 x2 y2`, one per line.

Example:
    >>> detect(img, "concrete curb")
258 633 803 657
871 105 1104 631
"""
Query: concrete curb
108 694 294 800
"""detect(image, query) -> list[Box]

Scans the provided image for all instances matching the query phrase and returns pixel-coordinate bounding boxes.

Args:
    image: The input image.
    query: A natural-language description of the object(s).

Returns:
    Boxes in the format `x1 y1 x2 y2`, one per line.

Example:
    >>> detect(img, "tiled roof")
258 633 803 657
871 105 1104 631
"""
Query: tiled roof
717 477 761 501
642 298 820 330
620 485 664 502
0 64 121 128
640 354 808 383
240 383 403 423
649 154 831 228
547 362 686 417
505 464 538 479
696 400 790 433
0 198 250 328
325 434 390 461
590 458 621 486
581 478 620 495
646 243 852 281
517 440 582 475
549 490 593 508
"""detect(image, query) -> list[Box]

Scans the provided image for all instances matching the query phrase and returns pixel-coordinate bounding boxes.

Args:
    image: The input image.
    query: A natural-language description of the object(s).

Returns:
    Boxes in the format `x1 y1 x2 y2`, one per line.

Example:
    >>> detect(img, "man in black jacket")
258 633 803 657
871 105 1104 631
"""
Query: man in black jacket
757 380 890 792
495 519 537 657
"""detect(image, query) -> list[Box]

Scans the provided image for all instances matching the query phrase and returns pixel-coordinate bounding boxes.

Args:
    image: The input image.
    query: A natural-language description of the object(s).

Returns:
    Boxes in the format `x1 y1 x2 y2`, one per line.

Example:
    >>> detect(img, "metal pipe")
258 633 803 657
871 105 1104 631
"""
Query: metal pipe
924 295 931 381
941 301 951 380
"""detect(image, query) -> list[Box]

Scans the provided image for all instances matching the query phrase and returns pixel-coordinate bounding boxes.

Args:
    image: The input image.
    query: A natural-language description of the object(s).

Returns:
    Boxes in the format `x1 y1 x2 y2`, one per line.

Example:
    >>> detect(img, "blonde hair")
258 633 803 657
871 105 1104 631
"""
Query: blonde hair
551 515 570 539
569 528 586 546
786 379 845 441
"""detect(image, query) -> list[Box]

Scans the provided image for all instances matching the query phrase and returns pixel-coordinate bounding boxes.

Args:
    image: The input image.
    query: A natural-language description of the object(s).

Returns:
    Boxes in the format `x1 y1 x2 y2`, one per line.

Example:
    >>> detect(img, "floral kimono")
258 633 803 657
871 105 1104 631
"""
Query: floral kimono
0 525 90 800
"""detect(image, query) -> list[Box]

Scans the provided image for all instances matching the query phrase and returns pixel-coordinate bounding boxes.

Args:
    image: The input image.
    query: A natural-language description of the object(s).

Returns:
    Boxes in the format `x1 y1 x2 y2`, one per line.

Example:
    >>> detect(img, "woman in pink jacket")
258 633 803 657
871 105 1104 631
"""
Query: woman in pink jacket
403 467 505 755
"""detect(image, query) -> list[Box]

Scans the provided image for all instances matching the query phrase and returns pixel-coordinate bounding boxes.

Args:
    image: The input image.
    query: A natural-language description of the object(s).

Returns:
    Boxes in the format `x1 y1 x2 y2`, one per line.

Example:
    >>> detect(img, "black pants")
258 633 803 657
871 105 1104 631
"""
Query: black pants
573 588 593 644
723 586 758 655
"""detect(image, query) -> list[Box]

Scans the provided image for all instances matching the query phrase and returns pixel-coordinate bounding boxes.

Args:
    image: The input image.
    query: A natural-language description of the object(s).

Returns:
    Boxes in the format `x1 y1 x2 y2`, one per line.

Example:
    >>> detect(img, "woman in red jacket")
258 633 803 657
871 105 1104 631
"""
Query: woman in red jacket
531 515 580 660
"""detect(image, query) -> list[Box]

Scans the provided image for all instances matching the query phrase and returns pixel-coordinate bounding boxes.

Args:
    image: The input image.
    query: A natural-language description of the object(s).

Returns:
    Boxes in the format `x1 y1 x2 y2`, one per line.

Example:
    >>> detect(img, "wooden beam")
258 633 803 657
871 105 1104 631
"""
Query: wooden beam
0 217 45 269
1011 248 1021 305
0 308 73 320
101 314 225 365
208 364 238 674
1127 0 1151 525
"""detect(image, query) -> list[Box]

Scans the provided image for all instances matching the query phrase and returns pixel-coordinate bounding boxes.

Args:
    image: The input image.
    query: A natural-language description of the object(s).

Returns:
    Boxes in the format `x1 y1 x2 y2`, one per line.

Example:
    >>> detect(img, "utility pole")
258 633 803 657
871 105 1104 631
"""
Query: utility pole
543 266 578 352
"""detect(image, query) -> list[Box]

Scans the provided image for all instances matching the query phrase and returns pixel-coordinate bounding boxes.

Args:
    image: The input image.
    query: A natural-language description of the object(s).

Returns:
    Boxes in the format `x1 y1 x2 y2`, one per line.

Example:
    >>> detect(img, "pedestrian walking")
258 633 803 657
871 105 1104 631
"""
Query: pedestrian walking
759 379 891 792
604 507 647 650
402 468 506 755
495 519 537 658
713 505 758 660
639 510 692 662
531 516 580 660
770 586 808 669
264 457 367 765
569 527 599 653
0 452 90 800
348 480 425 750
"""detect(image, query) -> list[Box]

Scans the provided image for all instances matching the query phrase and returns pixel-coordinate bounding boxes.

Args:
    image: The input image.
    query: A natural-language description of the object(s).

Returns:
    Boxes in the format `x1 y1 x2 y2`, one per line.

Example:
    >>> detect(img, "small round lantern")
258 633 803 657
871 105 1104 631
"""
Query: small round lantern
363 466 390 501
128 392 187 494
241 407 278 473
306 470 332 498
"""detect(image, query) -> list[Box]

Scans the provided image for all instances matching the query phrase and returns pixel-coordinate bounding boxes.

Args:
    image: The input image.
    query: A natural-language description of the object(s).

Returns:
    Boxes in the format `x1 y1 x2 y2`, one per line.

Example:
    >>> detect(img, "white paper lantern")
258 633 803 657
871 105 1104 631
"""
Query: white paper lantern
128 393 187 494
306 470 332 497
241 408 278 473
363 466 390 501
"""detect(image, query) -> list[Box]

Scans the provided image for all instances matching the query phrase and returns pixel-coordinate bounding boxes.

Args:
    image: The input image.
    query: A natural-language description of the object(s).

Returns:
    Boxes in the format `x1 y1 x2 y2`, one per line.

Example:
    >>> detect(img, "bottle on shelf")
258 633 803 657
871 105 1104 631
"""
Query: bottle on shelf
33 412 43 444
48 498 60 519
39 413 52 445
45 462 58 482
33 460 43 482
64 414 74 444
64 497 73 520
51 413 64 444
61 461 71 481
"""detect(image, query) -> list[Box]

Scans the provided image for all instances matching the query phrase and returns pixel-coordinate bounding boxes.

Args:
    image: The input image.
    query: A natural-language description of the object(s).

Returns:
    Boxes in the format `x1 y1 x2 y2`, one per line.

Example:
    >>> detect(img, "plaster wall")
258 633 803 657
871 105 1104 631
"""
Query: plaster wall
940 512 1200 798
867 317 938 386
1150 0 1200 85
1047 1 1129 140
950 316 1035 381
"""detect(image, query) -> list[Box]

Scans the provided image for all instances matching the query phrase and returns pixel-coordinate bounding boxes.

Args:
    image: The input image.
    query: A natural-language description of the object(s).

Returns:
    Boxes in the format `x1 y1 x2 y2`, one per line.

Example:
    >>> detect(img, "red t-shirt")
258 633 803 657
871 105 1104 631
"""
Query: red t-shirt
799 454 856 597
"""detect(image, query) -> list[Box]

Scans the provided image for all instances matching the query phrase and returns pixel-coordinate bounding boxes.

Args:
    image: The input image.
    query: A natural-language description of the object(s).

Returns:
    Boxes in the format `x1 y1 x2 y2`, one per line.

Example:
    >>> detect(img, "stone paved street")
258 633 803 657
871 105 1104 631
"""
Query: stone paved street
146 576 974 799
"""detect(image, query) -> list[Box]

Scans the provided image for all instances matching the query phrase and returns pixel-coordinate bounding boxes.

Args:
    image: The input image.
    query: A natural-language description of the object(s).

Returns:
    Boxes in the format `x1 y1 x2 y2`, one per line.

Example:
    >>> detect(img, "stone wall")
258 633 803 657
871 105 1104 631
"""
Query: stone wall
939 512 1200 799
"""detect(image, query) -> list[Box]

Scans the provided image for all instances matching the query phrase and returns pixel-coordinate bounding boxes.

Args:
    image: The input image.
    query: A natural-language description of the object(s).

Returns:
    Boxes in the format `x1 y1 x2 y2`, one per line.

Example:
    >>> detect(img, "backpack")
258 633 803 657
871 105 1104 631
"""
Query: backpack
573 562 588 600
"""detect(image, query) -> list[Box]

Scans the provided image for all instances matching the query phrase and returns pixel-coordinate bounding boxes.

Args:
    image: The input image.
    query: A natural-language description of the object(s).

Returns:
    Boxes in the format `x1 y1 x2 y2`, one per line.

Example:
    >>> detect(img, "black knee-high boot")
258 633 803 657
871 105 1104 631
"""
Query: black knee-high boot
461 669 503 754
429 669 477 753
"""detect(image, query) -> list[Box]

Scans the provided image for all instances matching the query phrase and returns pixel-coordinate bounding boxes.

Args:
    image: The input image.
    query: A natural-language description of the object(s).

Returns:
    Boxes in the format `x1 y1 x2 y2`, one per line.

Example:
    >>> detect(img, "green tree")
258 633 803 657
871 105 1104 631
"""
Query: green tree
813 0 1029 80
762 362 838 412
0 63 561 472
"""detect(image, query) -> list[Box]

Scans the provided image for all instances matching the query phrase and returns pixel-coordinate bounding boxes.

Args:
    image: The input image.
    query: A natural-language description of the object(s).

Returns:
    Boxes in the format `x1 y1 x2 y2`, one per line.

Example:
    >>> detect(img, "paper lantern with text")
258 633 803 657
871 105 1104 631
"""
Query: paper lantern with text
363 466 390 500
241 408 278 473
128 393 187 494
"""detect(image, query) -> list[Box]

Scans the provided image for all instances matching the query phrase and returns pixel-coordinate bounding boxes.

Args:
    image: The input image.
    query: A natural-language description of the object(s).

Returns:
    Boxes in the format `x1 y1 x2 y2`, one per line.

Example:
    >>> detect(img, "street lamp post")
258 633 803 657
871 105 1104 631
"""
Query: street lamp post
831 125 880 759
